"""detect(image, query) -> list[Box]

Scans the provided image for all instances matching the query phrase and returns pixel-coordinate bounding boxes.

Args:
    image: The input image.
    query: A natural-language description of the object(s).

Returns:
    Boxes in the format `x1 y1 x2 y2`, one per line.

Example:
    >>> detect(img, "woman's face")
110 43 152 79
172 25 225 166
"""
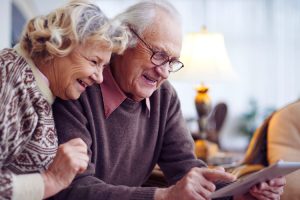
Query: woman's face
48 42 112 100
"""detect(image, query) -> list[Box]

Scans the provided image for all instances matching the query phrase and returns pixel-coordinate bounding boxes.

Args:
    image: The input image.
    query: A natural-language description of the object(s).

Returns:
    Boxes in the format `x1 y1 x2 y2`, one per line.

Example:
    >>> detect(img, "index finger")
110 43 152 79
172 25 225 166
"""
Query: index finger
196 167 236 183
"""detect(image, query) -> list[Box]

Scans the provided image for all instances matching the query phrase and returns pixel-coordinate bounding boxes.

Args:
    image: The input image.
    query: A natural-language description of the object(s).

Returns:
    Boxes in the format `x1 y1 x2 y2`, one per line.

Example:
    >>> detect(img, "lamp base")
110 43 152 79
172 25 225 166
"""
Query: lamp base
195 84 212 138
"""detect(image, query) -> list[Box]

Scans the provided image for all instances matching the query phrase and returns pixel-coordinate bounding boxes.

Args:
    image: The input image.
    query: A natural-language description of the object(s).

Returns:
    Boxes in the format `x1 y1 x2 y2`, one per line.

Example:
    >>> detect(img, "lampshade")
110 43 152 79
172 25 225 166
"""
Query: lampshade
171 27 237 82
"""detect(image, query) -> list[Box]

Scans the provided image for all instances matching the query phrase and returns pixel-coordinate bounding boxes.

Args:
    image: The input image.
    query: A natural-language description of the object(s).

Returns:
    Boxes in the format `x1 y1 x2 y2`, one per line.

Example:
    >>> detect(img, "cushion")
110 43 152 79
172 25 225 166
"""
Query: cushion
268 101 300 200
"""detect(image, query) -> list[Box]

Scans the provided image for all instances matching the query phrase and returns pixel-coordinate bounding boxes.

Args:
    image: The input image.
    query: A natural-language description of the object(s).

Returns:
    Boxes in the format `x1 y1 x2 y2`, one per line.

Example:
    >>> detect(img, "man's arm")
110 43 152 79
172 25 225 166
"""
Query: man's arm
155 85 284 200
152 85 235 200
52 97 157 200
156 85 207 183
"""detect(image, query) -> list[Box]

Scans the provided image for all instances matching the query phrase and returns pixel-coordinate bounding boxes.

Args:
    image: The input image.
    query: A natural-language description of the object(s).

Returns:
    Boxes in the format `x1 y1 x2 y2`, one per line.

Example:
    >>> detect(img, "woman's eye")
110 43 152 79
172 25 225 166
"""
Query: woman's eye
90 60 98 65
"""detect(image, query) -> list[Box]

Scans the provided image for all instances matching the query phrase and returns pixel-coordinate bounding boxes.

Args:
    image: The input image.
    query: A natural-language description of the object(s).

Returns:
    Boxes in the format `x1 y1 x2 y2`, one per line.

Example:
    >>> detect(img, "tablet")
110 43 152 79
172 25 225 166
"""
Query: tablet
210 161 300 199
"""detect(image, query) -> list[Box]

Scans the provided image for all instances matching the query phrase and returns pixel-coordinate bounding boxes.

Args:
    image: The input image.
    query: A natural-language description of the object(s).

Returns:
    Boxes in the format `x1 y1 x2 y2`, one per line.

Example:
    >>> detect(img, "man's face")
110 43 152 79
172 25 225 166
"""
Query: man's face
112 11 182 101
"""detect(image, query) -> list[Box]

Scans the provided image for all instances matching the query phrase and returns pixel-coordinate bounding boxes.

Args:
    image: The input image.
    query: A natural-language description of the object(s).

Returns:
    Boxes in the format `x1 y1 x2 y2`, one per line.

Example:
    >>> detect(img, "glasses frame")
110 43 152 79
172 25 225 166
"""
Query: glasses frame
129 28 184 73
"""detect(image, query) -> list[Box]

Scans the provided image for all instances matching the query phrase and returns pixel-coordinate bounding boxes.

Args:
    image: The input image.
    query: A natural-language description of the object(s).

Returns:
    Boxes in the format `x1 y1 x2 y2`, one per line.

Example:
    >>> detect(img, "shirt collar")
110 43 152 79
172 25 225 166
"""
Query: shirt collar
100 67 150 118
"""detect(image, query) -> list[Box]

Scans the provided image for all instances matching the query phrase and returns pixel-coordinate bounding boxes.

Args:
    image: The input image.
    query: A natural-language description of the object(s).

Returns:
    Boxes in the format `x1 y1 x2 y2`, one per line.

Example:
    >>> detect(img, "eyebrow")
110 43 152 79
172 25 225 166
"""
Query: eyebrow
81 53 103 64
161 48 180 59
152 42 180 59
96 56 111 66
131 27 179 59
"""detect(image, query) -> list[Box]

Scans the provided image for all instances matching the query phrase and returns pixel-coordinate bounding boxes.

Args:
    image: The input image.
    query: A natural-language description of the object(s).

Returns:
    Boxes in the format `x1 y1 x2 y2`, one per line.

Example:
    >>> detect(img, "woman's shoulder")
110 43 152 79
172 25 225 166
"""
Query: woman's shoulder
0 48 22 62
0 48 35 103
0 48 30 75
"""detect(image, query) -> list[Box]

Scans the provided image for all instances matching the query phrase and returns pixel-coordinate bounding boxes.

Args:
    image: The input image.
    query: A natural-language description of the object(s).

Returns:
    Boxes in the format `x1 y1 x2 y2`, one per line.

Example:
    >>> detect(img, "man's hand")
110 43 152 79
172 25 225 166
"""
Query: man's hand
41 138 89 198
155 167 236 200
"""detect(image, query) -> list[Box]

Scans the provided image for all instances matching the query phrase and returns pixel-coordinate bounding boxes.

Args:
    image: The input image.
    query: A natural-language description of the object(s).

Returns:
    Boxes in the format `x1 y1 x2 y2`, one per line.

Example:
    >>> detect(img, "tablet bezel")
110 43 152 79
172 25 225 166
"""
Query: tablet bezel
210 161 300 199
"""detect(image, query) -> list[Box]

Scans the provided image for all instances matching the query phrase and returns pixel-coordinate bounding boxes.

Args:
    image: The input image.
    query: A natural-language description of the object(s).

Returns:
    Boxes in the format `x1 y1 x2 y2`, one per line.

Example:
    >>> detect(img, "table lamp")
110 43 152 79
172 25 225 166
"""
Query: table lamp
172 26 237 139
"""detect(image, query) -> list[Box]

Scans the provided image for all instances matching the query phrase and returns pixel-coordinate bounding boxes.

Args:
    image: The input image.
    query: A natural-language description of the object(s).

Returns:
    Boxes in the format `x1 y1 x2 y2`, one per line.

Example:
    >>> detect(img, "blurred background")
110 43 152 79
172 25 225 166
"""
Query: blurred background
1 0 300 151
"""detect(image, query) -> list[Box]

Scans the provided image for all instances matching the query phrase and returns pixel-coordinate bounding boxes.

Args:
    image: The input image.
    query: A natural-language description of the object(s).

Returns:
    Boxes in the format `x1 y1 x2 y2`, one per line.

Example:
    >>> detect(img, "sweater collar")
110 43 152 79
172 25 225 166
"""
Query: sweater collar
100 67 150 118
14 44 55 105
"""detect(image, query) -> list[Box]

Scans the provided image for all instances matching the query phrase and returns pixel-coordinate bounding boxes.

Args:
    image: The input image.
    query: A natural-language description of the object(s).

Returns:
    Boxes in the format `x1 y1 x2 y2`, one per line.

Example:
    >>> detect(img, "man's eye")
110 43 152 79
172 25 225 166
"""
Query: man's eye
153 52 168 60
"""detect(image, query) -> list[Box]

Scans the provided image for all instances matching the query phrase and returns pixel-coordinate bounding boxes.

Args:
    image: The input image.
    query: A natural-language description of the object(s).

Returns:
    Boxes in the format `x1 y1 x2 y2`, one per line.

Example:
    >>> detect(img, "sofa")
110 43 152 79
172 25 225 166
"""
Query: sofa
235 100 300 199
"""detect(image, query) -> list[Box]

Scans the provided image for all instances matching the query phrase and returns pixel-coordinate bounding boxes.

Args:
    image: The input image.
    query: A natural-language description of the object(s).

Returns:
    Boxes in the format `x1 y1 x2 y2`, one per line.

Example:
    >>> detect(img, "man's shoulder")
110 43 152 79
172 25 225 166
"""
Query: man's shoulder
54 84 101 107
158 80 176 94
86 83 101 94
151 80 178 104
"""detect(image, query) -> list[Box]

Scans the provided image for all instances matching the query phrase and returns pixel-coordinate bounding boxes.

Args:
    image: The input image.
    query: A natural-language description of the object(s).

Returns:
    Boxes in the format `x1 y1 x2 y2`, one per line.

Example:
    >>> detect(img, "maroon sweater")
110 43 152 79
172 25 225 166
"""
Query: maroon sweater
52 78 206 200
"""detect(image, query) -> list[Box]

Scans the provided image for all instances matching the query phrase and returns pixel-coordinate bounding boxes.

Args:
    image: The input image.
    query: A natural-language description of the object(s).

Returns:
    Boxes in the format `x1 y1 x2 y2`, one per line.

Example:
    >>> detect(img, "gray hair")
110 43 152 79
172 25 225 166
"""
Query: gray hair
21 0 128 62
112 0 181 48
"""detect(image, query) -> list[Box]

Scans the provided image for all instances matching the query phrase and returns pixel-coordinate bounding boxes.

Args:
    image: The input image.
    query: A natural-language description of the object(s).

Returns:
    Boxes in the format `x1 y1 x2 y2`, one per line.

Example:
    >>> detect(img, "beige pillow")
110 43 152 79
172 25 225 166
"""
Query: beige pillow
268 101 300 200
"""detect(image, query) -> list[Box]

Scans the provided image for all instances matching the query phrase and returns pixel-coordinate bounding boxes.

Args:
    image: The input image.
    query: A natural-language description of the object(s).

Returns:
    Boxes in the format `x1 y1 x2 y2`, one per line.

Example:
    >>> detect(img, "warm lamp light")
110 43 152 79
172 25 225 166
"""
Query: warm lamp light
171 26 237 139
172 26 237 81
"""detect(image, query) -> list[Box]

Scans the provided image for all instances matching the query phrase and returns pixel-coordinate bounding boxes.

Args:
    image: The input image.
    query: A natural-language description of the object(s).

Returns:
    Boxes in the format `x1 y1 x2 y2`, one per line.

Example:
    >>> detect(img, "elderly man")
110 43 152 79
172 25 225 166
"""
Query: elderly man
52 1 285 200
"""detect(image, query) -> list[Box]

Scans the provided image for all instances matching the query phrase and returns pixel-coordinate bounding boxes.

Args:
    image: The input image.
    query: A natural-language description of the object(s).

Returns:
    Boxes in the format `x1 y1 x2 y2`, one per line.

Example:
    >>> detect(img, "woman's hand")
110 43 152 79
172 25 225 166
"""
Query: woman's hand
249 176 285 200
235 176 286 200
41 138 89 198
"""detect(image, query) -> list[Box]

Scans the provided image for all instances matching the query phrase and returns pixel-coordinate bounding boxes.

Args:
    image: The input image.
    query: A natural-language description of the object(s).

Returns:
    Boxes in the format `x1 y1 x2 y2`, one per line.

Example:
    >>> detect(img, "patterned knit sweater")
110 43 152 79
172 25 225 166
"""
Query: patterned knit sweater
0 48 57 200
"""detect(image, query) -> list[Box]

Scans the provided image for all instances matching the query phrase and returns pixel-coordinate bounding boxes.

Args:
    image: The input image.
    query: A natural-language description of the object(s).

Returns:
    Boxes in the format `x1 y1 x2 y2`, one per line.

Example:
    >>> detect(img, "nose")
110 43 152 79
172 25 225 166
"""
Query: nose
154 63 170 79
90 67 103 84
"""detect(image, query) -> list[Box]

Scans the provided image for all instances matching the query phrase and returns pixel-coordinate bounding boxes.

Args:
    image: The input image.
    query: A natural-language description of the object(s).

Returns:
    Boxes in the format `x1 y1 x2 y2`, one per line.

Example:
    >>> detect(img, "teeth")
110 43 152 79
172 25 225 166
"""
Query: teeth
77 79 87 87
144 75 156 82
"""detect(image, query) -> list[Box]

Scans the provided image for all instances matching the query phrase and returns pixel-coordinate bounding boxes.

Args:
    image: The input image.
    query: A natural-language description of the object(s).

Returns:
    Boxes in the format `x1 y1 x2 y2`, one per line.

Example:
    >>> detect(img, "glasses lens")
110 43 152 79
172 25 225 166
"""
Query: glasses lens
151 52 169 65
169 60 183 72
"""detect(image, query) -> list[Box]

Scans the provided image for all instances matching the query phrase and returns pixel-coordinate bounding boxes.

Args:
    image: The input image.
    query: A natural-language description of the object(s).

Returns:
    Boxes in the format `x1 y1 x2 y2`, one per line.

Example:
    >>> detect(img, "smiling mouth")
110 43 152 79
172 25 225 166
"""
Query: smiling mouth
77 79 88 88
143 75 157 84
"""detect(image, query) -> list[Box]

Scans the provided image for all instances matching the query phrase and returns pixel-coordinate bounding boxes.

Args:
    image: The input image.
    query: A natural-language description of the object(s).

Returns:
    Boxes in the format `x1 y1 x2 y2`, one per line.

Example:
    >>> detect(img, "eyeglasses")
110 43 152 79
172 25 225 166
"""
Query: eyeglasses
130 28 184 73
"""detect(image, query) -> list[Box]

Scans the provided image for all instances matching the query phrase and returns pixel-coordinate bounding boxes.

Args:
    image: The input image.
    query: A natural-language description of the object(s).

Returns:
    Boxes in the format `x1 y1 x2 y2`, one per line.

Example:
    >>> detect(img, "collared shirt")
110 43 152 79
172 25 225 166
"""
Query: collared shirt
100 67 150 118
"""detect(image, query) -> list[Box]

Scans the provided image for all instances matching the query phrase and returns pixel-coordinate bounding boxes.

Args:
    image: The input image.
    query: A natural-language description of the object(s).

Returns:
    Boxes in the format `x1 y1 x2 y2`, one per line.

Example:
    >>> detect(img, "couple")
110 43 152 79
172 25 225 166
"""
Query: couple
0 0 285 200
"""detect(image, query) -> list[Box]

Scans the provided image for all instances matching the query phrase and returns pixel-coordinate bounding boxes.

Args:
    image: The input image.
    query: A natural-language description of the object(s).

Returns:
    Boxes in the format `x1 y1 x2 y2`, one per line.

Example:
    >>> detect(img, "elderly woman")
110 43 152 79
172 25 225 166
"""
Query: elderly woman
0 0 128 200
